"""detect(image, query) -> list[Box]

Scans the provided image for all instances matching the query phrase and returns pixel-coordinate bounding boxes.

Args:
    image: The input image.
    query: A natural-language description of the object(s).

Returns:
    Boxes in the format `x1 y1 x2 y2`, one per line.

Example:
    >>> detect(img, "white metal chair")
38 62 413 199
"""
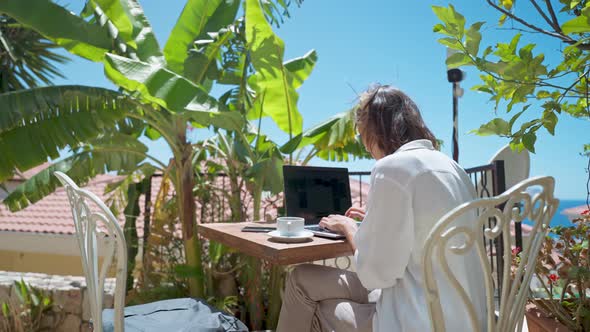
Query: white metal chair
422 176 559 332
54 171 248 332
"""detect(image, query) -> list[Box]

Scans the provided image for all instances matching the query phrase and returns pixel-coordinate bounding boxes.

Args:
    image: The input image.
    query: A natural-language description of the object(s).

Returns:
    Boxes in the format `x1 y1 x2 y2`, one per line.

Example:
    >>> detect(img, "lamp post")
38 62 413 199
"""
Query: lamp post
446 50 465 163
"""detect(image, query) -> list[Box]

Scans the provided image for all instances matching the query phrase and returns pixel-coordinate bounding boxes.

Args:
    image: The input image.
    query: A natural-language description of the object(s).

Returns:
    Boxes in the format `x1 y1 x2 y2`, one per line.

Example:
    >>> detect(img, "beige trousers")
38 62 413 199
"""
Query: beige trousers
276 264 378 332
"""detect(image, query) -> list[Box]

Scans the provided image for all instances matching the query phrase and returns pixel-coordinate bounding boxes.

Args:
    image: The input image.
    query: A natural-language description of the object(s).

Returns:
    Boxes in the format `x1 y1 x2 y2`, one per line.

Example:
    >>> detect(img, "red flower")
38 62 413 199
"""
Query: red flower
549 273 559 283
582 209 590 216
512 247 521 255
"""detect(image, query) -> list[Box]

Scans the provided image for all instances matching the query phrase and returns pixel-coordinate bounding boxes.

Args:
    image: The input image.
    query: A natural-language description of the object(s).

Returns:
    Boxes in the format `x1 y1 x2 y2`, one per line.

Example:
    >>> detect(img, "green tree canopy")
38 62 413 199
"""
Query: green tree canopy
432 1 589 155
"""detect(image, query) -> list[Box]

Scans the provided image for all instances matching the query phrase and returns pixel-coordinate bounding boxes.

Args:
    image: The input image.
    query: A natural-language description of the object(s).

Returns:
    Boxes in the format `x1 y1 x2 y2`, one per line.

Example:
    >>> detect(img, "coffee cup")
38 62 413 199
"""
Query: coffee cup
276 217 305 237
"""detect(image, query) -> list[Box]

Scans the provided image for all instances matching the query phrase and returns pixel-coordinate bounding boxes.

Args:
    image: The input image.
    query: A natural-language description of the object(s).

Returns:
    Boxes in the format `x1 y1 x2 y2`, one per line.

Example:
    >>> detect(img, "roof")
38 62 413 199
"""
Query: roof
561 204 589 218
11 162 53 181
0 174 149 236
0 169 370 236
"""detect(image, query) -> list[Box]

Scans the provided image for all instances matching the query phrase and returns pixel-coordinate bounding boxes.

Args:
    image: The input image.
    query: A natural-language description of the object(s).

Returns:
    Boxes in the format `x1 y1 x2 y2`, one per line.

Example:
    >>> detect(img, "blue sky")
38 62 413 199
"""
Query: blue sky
54 0 587 199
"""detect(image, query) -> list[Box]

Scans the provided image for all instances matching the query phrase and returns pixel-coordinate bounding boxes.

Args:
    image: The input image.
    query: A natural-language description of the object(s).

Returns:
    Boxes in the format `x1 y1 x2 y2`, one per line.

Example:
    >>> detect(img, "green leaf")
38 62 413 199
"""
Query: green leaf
15 280 26 304
184 28 235 87
93 0 135 46
0 0 113 61
245 147 284 194
118 0 164 63
104 163 157 214
281 109 371 161
280 133 305 154
104 53 209 112
246 0 304 135
437 37 462 50
470 118 511 136
561 7 590 34
164 0 239 74
499 14 507 26
1 303 9 318
433 23 446 33
494 33 521 62
506 85 534 112
284 50 318 89
208 241 231 265
542 110 558 135
522 131 537 153
0 86 133 183
508 108 527 131
145 126 162 140
174 264 204 279
431 5 466 37
185 110 243 133
446 52 472 68
29 290 39 306
3 133 151 211
465 22 484 55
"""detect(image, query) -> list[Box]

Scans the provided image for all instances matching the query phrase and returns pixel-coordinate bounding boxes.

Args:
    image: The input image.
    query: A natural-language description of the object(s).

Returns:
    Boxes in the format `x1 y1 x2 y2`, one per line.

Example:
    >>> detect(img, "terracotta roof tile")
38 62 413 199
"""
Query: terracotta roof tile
0 174 148 236
11 162 53 181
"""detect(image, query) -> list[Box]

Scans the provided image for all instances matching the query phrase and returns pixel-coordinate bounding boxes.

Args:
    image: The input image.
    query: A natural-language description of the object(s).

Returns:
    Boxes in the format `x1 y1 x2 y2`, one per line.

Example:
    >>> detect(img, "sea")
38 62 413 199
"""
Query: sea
549 199 588 227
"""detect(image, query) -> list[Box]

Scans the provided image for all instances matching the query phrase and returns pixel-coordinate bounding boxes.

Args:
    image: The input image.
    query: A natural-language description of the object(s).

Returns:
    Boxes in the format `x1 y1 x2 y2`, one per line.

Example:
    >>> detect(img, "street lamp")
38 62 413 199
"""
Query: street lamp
446 49 465 163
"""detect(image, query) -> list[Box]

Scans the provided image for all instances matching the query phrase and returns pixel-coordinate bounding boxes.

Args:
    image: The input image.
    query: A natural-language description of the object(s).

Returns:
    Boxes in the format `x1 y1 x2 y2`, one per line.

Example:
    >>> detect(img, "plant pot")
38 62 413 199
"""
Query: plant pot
525 305 570 332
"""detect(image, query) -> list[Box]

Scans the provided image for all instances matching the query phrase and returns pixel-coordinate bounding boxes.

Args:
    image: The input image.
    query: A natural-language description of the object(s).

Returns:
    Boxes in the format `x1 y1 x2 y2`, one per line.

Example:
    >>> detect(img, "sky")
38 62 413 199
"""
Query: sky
53 0 587 199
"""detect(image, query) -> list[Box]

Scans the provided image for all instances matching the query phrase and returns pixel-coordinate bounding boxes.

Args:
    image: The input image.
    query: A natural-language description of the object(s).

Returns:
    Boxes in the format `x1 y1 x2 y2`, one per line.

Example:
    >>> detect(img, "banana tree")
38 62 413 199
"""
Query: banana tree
190 0 317 325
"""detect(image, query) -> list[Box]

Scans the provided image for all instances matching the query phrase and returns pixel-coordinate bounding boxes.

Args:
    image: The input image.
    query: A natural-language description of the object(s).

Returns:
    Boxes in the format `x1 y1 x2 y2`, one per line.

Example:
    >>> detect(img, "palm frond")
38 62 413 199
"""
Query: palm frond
0 15 69 92
0 86 137 182
3 132 153 211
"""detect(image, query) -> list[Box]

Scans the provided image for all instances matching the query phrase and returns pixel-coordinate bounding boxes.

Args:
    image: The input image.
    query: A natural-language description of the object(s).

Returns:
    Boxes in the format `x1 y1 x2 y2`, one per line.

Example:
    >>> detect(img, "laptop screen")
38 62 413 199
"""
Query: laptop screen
283 165 352 225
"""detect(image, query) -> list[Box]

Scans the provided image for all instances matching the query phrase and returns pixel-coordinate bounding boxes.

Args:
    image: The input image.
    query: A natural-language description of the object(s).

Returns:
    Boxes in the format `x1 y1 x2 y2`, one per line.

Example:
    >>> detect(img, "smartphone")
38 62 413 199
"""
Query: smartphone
241 226 276 233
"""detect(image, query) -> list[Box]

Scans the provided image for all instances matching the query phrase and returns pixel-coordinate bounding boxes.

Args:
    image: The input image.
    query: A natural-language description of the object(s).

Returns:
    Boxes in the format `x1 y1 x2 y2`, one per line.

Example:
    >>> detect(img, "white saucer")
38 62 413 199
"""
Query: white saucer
268 230 314 243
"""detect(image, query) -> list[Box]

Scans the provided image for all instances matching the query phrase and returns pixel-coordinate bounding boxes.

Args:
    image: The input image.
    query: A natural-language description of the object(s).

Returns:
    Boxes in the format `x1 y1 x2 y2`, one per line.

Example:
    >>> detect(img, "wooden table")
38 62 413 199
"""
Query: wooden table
198 222 353 265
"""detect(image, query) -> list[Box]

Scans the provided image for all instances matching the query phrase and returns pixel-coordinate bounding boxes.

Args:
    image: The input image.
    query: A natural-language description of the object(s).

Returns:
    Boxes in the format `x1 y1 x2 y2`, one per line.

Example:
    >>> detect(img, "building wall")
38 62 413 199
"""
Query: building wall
0 232 113 277
0 250 85 276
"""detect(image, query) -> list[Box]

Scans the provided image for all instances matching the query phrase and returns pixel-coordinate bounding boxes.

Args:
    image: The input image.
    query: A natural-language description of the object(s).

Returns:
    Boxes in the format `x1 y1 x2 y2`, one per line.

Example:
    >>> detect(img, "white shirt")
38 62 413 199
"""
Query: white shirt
353 139 486 332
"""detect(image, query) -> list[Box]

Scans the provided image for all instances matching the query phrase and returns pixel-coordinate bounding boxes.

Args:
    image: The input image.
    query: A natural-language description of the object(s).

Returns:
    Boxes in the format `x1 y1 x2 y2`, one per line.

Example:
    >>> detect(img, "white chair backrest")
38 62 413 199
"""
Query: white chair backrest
422 176 558 332
490 144 531 190
54 172 127 332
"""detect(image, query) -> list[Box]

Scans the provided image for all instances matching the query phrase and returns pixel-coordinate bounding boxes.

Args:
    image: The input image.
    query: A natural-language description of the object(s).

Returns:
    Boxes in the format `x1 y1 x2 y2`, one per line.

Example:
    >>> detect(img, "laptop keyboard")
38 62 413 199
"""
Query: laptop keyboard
305 225 336 233
306 221 362 234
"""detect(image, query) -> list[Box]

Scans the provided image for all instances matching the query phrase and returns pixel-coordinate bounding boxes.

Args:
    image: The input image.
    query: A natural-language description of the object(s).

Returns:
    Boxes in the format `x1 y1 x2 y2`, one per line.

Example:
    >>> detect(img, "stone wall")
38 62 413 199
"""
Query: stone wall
0 271 115 332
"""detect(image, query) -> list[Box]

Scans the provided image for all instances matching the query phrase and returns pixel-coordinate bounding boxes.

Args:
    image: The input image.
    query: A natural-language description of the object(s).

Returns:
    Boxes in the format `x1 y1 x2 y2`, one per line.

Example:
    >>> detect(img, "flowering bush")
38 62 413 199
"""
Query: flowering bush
528 208 590 331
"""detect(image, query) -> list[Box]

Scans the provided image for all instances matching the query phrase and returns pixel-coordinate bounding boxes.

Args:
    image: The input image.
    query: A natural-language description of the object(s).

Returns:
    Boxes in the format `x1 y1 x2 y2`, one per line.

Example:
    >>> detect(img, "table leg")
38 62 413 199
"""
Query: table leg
267 265 285 329
240 255 264 330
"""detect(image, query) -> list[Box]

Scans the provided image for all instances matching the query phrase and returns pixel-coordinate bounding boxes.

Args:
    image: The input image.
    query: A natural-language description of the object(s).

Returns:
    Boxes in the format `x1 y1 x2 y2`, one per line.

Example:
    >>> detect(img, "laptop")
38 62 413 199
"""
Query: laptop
283 165 358 239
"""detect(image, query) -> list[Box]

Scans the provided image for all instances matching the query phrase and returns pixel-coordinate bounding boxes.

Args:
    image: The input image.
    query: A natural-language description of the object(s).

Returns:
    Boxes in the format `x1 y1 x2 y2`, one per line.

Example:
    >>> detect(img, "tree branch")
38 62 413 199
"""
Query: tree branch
544 0 562 33
452 35 576 92
486 0 574 43
557 70 590 104
497 27 546 34
529 0 558 31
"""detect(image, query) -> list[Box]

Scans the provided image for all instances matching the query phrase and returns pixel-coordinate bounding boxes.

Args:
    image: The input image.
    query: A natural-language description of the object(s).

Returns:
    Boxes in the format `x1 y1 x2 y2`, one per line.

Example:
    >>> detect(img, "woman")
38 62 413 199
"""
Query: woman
276 85 485 332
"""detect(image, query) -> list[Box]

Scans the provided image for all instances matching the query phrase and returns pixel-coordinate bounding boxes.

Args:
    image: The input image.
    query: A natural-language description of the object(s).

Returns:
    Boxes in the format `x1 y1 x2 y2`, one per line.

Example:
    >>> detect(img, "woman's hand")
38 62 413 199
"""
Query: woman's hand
319 215 359 250
345 206 365 220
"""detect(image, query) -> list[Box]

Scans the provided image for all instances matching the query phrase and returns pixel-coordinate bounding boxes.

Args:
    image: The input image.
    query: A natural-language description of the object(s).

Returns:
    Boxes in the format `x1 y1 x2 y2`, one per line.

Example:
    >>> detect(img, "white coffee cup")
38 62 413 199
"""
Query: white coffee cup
276 217 305 237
